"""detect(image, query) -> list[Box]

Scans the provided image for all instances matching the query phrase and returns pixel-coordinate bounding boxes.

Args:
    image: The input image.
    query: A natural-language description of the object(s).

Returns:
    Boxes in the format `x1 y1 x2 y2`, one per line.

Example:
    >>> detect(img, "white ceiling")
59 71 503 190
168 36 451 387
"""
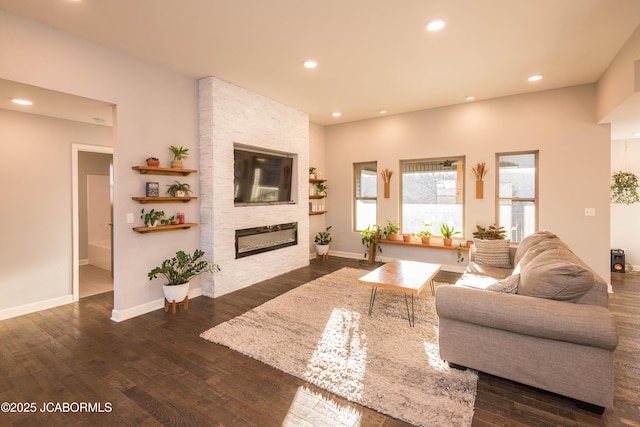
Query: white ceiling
1 0 639 137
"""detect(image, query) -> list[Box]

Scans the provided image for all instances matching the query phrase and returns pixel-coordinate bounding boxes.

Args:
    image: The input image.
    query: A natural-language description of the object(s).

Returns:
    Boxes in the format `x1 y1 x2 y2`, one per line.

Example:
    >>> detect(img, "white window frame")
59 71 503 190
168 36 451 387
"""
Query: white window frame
353 161 378 232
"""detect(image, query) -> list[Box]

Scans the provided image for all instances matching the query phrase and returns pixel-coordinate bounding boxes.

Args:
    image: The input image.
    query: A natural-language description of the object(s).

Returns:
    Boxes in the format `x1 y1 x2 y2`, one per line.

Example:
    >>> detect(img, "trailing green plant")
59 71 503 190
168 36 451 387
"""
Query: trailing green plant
140 208 165 226
314 226 332 245
440 224 460 239
456 244 466 264
166 180 192 196
610 171 640 205
169 145 189 160
360 224 382 258
148 249 219 286
472 223 507 240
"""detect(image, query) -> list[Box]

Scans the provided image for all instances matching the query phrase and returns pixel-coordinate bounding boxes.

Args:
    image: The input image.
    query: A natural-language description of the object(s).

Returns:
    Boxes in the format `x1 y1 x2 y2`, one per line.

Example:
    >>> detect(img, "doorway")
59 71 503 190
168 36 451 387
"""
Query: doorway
73 144 114 301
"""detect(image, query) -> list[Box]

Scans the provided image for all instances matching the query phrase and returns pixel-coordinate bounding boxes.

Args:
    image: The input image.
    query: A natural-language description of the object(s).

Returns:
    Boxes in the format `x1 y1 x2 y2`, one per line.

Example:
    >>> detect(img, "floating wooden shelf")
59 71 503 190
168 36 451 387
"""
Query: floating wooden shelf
132 223 197 233
372 238 470 252
309 178 326 184
309 211 327 216
132 166 197 176
132 196 198 204
309 195 326 199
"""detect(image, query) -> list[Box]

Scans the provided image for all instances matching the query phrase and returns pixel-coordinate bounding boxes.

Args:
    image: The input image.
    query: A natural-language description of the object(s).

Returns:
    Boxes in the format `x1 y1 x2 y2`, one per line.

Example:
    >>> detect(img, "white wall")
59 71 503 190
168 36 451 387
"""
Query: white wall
198 77 310 297
309 122 327 254
324 85 612 282
0 11 199 321
611 139 640 270
0 110 112 316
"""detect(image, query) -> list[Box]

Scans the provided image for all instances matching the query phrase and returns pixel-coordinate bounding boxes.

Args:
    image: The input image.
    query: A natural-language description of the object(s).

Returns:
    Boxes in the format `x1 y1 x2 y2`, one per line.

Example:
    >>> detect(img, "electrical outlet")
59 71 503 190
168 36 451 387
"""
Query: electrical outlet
126 213 134 223
584 208 596 217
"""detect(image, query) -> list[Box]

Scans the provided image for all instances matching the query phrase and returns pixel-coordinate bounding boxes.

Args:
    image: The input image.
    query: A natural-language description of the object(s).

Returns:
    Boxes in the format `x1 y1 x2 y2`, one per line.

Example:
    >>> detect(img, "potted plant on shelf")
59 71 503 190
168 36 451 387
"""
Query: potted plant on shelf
314 182 328 196
360 224 382 260
167 180 192 197
383 220 400 241
140 208 165 227
146 157 160 167
418 222 432 244
314 226 332 259
309 166 317 179
148 249 220 304
440 224 460 246
169 145 189 169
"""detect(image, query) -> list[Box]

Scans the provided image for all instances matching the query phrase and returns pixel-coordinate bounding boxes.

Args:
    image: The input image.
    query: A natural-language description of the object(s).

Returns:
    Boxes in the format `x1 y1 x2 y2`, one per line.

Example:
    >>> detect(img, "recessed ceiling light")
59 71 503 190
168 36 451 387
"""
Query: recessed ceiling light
332 112 341 117
528 74 543 82
426 20 445 32
10 98 32 105
465 96 475 101
379 109 387 114
303 60 318 69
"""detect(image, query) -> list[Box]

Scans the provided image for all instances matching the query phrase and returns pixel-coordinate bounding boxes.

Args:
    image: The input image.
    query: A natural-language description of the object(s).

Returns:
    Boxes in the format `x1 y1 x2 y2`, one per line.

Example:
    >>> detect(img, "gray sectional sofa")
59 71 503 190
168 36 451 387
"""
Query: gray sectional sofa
435 230 618 412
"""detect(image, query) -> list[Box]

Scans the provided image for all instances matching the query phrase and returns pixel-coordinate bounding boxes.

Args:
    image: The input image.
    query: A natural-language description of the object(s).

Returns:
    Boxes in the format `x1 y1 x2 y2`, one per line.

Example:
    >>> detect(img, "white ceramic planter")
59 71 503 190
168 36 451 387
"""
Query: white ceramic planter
316 244 329 256
163 282 189 303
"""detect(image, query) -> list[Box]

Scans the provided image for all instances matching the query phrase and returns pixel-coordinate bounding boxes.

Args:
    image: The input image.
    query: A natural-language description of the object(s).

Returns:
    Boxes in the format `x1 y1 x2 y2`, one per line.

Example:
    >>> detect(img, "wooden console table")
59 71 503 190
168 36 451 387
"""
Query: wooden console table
368 238 469 264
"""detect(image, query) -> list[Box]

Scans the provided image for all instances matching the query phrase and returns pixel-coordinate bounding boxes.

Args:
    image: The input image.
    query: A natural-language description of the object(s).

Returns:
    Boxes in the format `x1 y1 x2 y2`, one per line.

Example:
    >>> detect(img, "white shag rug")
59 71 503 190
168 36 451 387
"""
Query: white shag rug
200 267 477 426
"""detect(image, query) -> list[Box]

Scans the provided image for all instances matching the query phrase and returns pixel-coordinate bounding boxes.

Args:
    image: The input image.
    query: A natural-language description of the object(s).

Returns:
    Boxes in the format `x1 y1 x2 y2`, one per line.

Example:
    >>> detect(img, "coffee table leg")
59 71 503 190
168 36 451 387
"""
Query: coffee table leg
368 286 377 315
430 279 435 296
404 293 415 327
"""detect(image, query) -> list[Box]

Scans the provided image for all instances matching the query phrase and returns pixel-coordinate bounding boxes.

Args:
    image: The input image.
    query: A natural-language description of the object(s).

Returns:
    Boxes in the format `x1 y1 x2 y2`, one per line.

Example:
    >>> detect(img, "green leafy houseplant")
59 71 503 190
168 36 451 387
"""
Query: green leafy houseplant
383 220 400 239
360 224 382 259
167 180 192 197
314 226 332 245
611 171 640 205
148 249 220 286
314 182 328 195
140 208 174 226
440 224 460 239
472 223 507 240
169 145 189 160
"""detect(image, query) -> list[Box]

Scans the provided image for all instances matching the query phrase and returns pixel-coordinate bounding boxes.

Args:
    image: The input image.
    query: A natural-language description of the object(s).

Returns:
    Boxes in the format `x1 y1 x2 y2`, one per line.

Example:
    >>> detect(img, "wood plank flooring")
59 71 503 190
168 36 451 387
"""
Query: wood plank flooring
0 257 638 426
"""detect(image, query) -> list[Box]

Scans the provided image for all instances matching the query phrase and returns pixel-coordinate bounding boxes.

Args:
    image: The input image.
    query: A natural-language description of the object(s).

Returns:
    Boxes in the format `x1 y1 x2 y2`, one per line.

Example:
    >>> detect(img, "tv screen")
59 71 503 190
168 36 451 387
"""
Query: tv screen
234 148 293 205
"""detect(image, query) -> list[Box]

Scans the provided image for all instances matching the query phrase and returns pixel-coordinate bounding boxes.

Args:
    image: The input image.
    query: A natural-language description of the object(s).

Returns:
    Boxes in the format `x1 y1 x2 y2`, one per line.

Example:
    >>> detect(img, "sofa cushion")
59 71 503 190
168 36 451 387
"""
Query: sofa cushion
518 246 594 302
473 239 512 269
513 230 568 267
486 274 520 293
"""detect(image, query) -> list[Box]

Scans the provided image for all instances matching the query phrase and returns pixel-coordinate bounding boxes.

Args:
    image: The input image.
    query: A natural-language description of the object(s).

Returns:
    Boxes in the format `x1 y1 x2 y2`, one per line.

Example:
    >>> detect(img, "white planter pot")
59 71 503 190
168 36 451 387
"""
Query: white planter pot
176 190 186 197
163 282 189 303
316 244 330 256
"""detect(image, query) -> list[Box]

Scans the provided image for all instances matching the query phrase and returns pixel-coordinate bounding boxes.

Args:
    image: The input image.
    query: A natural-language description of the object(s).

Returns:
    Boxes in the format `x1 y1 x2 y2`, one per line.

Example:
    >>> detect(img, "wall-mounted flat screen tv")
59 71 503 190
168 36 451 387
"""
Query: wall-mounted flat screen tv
234 148 294 205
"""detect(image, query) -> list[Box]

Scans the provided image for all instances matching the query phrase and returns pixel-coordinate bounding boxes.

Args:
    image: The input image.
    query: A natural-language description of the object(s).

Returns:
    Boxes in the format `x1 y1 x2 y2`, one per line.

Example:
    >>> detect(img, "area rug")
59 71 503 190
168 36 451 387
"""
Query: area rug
200 267 477 426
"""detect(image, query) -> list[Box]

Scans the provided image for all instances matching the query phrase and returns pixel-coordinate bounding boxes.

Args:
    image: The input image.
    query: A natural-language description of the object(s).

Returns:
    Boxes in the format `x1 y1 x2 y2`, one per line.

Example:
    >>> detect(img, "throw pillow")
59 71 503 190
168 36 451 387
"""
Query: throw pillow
518 246 594 302
473 239 512 269
486 274 520 293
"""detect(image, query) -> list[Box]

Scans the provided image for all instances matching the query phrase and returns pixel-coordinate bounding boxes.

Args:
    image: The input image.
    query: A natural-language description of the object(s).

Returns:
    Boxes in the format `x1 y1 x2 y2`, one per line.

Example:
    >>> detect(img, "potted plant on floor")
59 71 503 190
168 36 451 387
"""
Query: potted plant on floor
169 145 189 169
314 226 332 259
440 224 460 246
167 180 192 197
148 249 220 304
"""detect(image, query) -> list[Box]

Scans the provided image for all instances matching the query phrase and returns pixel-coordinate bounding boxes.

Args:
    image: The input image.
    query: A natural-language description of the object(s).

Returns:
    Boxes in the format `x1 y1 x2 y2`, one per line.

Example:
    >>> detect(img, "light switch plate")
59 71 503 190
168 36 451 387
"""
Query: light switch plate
584 208 596 217
126 213 134 223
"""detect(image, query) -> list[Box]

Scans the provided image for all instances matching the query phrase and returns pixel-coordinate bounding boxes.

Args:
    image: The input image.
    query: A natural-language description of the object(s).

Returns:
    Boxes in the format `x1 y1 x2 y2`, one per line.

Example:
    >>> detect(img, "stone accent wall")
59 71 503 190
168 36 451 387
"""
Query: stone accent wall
198 77 310 297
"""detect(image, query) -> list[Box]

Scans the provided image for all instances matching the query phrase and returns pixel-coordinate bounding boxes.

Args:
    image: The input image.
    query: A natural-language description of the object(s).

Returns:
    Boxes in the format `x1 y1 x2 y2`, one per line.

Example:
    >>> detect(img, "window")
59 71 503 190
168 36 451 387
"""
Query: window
401 157 464 236
496 151 538 243
354 161 377 231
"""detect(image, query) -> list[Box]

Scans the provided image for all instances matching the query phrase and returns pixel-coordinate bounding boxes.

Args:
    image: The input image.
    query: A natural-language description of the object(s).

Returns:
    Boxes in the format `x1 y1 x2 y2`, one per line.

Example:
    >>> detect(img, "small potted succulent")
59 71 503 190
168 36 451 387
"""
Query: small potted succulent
440 224 460 246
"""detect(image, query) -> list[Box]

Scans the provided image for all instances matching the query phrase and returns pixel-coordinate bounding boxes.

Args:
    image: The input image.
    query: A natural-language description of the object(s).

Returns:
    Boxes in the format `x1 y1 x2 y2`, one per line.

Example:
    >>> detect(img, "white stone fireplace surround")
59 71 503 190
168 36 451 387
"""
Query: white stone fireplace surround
198 77 310 297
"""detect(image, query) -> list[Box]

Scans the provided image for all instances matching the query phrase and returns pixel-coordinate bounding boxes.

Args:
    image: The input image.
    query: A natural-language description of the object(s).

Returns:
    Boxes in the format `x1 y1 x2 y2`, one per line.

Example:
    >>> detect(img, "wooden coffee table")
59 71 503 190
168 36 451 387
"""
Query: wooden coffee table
358 260 442 327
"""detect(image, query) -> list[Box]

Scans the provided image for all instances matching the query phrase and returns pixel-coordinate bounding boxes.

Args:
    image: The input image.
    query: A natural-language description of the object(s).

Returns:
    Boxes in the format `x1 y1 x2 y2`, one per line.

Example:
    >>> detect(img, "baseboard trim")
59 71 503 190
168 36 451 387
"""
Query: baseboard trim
110 287 203 322
0 295 74 321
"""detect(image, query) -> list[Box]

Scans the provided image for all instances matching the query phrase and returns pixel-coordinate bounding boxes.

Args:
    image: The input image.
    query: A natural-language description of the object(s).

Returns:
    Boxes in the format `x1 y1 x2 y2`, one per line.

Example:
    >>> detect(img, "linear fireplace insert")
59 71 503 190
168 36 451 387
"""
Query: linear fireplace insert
235 222 298 259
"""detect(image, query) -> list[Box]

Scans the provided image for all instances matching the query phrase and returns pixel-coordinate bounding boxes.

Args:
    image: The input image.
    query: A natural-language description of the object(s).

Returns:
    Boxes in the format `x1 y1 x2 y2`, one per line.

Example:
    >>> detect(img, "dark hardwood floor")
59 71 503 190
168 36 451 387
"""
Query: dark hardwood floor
0 257 638 426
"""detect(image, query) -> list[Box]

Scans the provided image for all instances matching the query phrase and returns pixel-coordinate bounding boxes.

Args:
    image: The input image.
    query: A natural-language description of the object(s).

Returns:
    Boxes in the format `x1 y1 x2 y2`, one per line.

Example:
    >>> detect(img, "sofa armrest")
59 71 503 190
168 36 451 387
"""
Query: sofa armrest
435 285 618 350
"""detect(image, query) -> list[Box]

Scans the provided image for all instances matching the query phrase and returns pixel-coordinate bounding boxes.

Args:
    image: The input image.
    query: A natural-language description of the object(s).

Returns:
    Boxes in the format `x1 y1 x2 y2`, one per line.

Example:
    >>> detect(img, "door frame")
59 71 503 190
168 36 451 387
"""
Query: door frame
72 143 114 301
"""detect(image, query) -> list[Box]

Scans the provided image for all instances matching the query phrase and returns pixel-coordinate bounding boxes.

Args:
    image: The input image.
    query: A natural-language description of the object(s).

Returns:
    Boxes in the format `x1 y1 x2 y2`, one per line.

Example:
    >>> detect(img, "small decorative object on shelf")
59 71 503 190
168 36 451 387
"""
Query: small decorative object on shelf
146 157 160 167
169 145 189 169
146 182 160 197
309 166 317 179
